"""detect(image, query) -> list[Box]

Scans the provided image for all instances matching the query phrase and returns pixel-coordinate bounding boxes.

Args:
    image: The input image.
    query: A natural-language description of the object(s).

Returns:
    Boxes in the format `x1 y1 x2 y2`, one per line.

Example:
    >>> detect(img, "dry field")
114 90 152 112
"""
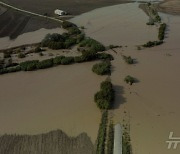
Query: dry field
0 130 94 154
0 0 130 38
0 6 61 39
158 0 180 15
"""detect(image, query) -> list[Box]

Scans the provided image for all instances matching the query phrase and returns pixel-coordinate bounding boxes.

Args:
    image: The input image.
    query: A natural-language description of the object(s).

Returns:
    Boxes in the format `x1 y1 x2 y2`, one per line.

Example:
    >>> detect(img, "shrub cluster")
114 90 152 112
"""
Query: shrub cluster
96 111 108 154
123 55 134 64
79 38 105 52
107 122 114 154
41 31 83 50
124 75 135 85
143 40 163 48
158 23 166 40
92 61 111 75
0 66 21 74
94 80 115 110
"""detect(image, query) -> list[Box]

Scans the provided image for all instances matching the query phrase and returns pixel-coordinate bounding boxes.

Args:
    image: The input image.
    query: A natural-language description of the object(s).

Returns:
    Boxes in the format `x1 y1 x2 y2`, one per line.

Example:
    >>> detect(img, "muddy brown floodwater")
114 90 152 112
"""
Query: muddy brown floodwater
0 62 106 143
71 3 180 154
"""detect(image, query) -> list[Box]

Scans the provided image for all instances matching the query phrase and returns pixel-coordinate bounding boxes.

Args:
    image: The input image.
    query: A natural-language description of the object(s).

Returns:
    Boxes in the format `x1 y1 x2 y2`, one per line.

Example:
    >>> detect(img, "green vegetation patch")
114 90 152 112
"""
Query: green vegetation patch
143 40 163 48
94 80 115 110
158 23 167 40
79 38 105 52
92 61 111 75
124 75 135 85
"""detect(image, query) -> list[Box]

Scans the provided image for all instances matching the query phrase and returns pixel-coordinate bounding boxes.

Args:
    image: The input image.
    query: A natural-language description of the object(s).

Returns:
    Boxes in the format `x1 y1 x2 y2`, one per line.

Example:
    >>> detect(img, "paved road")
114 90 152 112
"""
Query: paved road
0 1 64 23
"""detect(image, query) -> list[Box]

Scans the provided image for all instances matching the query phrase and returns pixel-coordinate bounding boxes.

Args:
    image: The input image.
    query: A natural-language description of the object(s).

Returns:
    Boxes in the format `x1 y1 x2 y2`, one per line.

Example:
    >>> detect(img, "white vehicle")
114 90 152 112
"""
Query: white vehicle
54 9 67 16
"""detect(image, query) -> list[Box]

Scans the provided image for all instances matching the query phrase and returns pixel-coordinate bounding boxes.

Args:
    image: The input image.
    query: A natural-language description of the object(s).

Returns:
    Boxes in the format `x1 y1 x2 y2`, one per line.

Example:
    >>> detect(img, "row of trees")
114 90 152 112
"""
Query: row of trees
96 111 108 154
0 52 113 75
143 40 163 48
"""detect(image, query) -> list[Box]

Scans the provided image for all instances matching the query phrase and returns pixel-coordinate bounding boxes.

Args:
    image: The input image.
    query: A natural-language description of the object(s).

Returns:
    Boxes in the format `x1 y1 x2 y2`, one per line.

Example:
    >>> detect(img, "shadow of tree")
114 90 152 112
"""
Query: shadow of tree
112 85 126 109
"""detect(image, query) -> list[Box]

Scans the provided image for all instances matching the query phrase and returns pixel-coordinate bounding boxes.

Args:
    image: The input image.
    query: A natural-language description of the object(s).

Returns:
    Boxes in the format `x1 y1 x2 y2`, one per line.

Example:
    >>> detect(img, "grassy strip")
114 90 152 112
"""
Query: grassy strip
122 130 132 154
107 122 114 154
92 61 111 75
94 80 115 110
96 111 108 154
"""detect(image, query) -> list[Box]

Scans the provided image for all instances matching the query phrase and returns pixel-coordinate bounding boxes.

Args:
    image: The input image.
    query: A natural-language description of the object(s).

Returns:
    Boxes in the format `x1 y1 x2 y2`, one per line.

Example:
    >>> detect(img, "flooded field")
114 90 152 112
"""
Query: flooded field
0 1 180 153
71 3 180 154
70 3 158 46
0 61 105 143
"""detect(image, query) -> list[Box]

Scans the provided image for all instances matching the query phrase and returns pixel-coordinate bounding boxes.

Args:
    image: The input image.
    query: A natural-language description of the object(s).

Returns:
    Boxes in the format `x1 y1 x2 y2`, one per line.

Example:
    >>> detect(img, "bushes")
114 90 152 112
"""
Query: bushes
68 27 81 35
92 61 111 75
158 23 166 40
0 66 21 74
61 57 74 65
124 75 135 85
53 56 65 65
143 40 163 48
79 38 105 52
96 111 108 154
123 55 134 64
94 80 114 110
81 50 97 61
97 53 114 61
107 122 114 154
20 60 39 71
62 21 76 29
36 59 53 69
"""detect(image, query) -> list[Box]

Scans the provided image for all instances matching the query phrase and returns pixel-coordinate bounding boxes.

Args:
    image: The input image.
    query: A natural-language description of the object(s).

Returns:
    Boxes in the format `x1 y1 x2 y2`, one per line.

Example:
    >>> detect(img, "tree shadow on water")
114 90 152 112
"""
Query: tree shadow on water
112 85 127 109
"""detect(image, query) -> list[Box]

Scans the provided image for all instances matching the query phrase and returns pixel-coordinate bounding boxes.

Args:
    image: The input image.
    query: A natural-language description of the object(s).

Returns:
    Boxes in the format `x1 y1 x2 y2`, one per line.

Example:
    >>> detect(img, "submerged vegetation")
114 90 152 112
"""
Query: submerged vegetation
122 55 134 64
124 75 135 85
94 80 115 110
0 21 114 75
92 61 111 75
143 40 163 47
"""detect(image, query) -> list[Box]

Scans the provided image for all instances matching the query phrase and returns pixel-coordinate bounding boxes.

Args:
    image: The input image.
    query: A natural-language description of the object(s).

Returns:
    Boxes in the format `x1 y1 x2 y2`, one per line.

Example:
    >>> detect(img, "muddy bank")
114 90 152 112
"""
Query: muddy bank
0 129 94 154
